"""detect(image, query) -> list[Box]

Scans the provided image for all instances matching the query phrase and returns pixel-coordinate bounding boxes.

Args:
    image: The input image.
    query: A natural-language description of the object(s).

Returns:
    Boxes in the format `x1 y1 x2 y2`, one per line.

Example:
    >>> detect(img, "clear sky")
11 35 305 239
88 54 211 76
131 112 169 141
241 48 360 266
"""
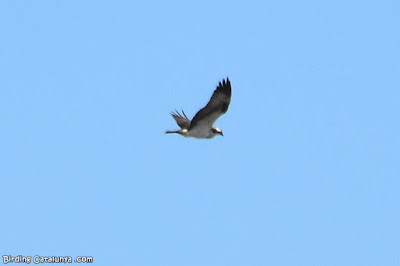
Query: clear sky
1 1 399 265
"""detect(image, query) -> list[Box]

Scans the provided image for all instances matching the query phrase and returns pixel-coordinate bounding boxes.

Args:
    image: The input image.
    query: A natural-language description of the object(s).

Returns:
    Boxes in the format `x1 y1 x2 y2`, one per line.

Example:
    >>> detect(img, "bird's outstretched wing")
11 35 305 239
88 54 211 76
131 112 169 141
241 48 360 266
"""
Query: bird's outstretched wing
170 110 191 129
189 78 231 130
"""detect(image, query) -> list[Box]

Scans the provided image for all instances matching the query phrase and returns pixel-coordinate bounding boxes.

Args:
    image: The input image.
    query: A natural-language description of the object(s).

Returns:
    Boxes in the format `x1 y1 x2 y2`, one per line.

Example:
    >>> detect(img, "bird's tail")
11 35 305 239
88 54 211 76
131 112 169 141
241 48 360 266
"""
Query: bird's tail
165 130 180 134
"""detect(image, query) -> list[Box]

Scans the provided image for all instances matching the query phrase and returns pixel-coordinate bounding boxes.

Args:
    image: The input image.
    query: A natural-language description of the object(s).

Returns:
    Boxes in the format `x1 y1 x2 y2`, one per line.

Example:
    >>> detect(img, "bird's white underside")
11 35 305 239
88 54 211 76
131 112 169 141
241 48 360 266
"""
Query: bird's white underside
185 127 217 139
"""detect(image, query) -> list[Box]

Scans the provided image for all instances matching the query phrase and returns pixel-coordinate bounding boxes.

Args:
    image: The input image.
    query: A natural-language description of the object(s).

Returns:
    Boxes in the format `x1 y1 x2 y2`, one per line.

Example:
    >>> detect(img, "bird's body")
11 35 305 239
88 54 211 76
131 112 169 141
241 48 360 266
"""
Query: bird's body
166 78 232 139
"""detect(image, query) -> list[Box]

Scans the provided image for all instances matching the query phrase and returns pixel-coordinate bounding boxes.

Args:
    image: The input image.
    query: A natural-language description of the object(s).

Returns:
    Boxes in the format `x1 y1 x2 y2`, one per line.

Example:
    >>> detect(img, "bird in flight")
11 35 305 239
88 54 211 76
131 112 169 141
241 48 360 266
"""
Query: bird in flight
166 78 232 139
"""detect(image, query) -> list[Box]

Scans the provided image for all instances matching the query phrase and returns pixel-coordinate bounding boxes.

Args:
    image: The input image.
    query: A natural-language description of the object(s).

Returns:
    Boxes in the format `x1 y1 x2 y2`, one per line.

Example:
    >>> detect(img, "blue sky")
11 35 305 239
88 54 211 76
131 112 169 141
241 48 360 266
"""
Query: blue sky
1 1 399 265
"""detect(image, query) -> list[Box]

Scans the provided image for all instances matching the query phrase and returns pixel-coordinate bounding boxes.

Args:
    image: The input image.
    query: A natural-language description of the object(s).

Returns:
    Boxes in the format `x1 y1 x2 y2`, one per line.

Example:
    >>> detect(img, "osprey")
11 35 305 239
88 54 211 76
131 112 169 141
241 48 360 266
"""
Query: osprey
166 78 232 139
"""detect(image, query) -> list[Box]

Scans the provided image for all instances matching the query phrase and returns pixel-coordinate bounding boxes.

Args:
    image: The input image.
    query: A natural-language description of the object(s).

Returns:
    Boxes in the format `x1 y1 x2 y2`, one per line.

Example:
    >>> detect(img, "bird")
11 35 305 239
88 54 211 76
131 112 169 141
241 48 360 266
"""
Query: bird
166 78 232 139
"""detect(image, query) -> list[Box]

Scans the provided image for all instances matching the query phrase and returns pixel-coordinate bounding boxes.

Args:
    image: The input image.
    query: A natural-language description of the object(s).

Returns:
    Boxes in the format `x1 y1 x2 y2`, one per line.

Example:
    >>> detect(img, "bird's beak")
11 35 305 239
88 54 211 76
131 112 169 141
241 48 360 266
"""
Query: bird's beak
220 132 224 137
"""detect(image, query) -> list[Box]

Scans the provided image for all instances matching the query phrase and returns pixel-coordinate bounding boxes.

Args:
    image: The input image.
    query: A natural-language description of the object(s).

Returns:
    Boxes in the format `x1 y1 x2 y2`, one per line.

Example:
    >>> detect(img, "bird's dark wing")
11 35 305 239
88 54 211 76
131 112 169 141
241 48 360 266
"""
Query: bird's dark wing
170 110 191 129
189 78 231 130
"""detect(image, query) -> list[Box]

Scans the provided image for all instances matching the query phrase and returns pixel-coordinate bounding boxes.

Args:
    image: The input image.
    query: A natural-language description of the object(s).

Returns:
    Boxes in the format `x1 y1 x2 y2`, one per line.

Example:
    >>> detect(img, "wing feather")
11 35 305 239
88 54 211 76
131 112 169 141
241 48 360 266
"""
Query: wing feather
170 110 191 129
189 78 231 130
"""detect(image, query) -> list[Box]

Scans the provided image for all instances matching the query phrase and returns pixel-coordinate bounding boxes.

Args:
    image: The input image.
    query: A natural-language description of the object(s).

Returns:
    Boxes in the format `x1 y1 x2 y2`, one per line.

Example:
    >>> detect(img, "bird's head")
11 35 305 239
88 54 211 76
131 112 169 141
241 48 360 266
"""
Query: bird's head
212 127 223 137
